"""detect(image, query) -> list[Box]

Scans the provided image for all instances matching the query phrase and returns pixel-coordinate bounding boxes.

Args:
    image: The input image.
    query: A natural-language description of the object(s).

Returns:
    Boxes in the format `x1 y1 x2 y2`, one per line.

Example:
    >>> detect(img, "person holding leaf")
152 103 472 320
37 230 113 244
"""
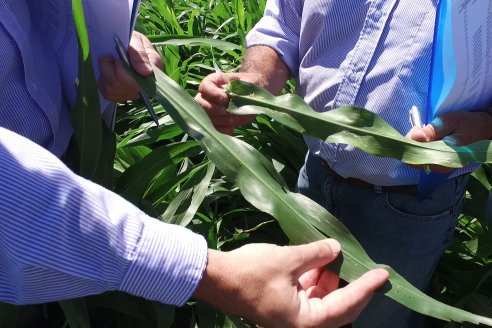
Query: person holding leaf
0 1 388 327
196 1 492 327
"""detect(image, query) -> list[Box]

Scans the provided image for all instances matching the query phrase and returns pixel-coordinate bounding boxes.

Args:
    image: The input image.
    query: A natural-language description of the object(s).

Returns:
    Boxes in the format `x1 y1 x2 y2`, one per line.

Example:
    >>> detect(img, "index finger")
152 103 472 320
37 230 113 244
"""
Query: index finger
339 269 389 298
198 78 231 106
319 269 389 324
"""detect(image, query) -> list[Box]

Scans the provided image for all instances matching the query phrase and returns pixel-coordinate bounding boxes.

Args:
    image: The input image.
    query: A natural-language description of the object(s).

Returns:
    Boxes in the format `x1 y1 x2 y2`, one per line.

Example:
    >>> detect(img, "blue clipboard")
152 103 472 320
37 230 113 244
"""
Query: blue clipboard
129 0 141 36
419 0 453 198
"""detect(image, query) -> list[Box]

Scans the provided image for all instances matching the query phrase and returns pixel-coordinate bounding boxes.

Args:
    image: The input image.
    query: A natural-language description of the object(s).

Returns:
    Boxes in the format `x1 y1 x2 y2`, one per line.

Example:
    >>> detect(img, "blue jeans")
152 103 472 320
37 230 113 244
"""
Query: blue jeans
296 152 469 328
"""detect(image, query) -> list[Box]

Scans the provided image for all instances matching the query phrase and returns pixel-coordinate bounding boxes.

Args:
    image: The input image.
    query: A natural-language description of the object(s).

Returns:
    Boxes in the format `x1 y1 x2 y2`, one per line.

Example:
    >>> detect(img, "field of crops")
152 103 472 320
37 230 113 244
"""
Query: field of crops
1 0 492 327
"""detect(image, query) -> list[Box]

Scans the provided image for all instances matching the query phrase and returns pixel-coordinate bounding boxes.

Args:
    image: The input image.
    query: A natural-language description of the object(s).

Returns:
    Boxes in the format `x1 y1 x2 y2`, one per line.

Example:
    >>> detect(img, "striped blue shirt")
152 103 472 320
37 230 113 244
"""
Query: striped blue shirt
246 0 477 185
0 1 208 306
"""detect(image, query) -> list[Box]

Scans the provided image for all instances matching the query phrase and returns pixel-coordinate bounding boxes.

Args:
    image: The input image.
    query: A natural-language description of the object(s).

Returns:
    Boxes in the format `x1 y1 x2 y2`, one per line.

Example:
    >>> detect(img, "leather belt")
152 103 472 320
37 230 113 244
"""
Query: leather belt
322 161 419 196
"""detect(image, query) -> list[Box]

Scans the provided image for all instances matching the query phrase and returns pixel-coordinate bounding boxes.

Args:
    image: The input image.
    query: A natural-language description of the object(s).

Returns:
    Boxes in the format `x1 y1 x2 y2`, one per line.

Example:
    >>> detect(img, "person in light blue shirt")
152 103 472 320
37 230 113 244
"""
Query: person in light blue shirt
195 1 492 327
0 1 389 327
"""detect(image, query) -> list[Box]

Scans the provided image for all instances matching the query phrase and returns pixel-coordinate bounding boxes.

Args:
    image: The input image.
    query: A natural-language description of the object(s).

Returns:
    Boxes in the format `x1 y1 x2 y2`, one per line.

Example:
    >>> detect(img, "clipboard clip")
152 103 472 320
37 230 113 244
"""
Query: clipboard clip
409 105 423 128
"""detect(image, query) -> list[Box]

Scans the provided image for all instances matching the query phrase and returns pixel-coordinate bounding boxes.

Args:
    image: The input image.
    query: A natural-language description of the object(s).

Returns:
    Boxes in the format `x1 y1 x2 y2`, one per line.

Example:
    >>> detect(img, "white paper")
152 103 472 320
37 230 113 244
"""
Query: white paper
82 0 137 124
83 0 135 70
434 0 492 116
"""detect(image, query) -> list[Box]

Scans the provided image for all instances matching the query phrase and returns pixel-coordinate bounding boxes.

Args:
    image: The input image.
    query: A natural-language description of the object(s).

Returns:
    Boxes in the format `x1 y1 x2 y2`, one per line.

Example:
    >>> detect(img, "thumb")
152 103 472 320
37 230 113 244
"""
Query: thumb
407 125 438 142
290 239 341 278
129 49 152 75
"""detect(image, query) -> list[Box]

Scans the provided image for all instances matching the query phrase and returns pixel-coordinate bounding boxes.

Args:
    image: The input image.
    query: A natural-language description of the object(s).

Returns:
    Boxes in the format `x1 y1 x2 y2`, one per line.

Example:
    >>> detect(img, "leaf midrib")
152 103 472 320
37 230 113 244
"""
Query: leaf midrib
231 93 491 160
154 72 492 326
155 79 377 276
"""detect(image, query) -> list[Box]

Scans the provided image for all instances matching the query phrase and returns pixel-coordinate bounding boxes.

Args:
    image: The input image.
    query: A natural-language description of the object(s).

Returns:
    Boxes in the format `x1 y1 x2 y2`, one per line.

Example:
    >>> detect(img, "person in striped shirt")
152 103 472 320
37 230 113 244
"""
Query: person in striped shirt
195 1 492 327
0 1 389 327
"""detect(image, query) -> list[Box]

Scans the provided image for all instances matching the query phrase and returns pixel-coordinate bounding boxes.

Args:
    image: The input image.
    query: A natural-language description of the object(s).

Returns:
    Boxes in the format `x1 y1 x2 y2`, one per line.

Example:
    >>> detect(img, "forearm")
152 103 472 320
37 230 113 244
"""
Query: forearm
245 0 301 81
0 128 207 305
240 46 290 95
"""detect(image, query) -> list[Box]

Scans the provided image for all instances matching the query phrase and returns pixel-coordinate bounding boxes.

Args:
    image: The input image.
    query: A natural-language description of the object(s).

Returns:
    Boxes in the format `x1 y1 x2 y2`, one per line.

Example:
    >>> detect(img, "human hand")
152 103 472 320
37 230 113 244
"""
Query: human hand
406 111 492 173
195 46 290 134
194 239 389 328
98 31 163 102
194 72 262 134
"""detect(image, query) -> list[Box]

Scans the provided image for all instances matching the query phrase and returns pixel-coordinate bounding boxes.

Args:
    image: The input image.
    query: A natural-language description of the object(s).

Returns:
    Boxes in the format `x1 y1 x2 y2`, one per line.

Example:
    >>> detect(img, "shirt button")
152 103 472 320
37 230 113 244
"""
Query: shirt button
373 10 382 21
349 72 358 83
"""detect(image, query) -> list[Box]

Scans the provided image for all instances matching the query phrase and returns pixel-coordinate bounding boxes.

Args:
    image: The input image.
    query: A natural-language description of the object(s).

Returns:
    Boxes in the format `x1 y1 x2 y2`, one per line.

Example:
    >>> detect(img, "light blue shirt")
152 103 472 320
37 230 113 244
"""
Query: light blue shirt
0 0 207 306
246 0 477 185
0 0 74 156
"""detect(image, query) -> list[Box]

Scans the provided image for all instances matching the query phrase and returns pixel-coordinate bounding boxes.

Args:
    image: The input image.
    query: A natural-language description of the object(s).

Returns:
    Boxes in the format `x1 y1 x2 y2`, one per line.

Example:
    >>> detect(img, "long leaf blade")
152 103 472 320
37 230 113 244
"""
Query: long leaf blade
115 142 199 204
60 298 91 328
160 162 215 226
148 35 243 51
71 0 103 179
138 67 492 326
226 80 492 167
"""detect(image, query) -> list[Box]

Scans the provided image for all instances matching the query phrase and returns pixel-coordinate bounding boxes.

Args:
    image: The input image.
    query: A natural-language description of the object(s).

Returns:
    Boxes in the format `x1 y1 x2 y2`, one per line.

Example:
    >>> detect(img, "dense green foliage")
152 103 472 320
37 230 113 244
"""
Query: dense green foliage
117 0 492 326
140 59 492 326
1 0 491 327
131 3 492 326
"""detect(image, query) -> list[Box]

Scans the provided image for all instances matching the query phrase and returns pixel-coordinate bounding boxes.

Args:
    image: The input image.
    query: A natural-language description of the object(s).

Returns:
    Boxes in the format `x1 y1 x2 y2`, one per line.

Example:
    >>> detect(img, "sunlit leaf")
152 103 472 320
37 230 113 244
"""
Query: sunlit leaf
115 142 200 204
226 80 492 168
148 35 242 51
135 66 492 326
160 161 215 226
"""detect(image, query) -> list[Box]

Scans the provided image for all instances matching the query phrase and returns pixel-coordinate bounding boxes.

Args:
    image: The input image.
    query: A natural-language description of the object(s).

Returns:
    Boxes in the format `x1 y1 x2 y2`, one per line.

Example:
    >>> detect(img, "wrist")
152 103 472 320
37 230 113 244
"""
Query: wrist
239 46 289 95
193 250 235 308
192 248 259 322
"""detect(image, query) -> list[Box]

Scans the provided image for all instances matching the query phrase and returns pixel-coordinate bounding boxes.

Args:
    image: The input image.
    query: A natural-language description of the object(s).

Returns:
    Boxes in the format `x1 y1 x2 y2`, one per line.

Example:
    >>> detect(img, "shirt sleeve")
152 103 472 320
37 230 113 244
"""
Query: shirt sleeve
246 0 302 76
0 127 208 306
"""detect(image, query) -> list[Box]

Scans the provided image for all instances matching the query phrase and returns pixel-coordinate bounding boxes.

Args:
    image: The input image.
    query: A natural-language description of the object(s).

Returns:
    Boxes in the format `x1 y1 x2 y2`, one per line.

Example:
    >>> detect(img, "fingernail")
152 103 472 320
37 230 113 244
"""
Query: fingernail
326 239 341 254
443 136 457 146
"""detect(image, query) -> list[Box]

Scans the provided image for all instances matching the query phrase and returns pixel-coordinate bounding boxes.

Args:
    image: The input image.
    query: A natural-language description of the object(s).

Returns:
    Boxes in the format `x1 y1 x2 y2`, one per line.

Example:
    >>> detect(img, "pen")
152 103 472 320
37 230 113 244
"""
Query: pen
409 105 423 128
114 35 160 126
409 105 432 173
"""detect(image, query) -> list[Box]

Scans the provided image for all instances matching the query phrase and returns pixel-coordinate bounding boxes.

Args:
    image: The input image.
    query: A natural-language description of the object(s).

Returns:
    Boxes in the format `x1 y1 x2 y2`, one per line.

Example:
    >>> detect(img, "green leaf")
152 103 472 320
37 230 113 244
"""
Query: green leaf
163 45 181 82
71 0 103 179
138 66 492 326
160 161 215 226
94 126 116 188
152 302 175 328
463 167 491 222
148 35 243 52
125 124 183 147
195 301 221 328
115 142 200 204
60 298 91 328
87 292 154 324
226 80 492 167
225 314 253 328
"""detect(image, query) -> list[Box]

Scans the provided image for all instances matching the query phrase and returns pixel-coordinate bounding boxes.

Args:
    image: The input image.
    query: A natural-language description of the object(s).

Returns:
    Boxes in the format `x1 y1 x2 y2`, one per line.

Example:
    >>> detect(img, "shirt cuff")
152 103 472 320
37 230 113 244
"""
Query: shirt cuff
246 15 300 77
119 216 208 306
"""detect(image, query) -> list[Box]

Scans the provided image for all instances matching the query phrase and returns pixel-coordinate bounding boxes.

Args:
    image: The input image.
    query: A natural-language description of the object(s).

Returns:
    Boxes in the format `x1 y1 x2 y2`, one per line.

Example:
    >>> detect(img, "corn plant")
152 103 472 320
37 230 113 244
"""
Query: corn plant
2 0 491 327
120 1 492 327
125 61 492 326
